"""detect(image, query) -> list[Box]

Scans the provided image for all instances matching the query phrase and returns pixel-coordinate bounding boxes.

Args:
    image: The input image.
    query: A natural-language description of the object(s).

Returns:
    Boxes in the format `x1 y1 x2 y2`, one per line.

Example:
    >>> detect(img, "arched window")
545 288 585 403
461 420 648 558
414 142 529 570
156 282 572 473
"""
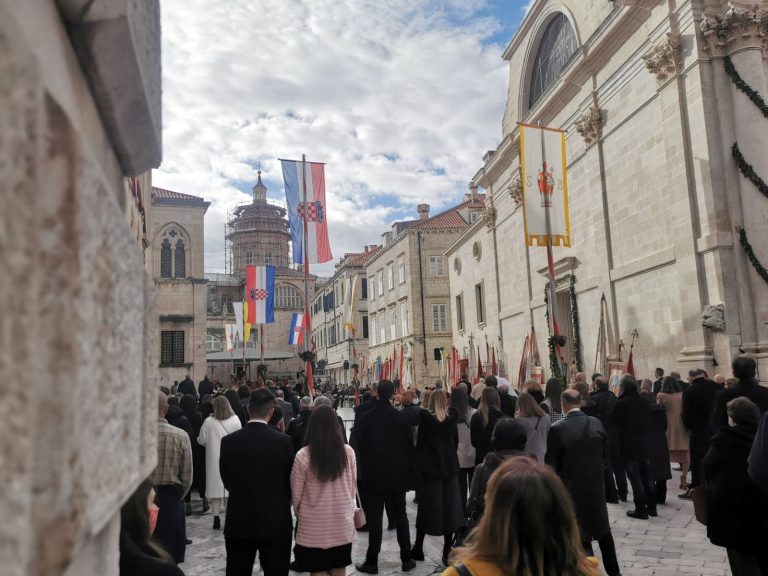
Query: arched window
160 239 172 278
174 239 186 278
529 13 578 109
275 284 304 309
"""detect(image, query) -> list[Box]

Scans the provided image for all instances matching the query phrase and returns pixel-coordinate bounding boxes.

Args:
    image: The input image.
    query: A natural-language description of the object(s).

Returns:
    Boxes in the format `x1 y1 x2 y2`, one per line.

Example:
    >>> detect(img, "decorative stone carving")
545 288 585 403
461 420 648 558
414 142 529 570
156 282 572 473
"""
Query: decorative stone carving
700 4 768 57
701 303 726 331
484 194 497 229
508 176 523 208
575 106 603 146
642 34 681 83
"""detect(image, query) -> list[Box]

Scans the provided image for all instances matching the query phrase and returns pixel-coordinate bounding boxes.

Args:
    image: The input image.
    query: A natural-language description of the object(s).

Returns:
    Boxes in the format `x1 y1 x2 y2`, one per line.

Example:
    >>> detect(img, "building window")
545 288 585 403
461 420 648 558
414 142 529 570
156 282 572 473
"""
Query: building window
275 285 303 309
400 304 408 336
475 282 486 325
429 256 445 277
469 211 481 224
369 277 375 300
264 252 272 265
160 239 172 278
361 278 368 300
161 331 185 365
363 315 369 338
432 304 447 332
174 239 186 278
390 309 397 341
380 315 387 343
245 251 253 265
205 334 222 352
370 317 376 346
378 271 384 296
529 12 578 109
387 265 394 291
456 294 464 331
398 260 406 284
472 241 482 262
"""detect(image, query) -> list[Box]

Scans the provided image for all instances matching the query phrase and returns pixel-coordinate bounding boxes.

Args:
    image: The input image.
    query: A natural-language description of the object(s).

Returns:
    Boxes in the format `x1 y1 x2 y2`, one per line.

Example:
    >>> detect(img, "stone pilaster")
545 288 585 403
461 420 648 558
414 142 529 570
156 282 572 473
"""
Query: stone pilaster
575 106 603 146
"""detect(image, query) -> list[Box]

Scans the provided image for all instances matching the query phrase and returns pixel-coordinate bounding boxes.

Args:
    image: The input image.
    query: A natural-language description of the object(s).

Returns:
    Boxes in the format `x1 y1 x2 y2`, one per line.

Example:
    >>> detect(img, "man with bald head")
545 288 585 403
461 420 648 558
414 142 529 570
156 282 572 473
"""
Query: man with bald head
152 391 193 563
546 389 621 576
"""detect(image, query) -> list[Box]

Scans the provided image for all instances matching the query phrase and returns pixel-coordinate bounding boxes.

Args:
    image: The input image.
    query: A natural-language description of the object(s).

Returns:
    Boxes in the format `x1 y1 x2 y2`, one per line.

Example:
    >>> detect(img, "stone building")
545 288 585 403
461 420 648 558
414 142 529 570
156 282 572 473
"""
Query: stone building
206 174 316 381
310 247 379 385
366 198 485 388
150 187 210 388
0 1 161 575
452 0 768 383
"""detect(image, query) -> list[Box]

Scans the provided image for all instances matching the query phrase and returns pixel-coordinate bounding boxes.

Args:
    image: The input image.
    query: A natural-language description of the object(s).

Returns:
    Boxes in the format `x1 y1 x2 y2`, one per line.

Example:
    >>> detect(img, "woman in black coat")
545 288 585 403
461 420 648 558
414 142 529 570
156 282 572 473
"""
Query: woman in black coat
703 397 765 576
641 390 672 504
412 390 463 567
180 394 207 512
470 387 504 465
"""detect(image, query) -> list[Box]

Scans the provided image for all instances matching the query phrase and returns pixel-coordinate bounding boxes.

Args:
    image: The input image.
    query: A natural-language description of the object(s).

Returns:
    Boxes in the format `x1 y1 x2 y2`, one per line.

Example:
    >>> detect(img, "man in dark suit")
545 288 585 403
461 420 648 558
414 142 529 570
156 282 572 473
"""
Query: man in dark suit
354 380 416 574
198 375 214 399
652 367 664 396
490 376 517 417
612 375 657 519
590 376 627 502
546 390 621 576
712 356 768 429
219 388 295 576
178 375 196 397
682 368 721 493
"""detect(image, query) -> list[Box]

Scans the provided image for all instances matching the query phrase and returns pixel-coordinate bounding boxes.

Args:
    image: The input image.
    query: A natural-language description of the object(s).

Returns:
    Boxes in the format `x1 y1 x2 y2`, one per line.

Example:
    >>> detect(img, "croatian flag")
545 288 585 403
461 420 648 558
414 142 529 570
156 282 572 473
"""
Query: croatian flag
281 159 333 264
288 313 304 346
245 265 275 324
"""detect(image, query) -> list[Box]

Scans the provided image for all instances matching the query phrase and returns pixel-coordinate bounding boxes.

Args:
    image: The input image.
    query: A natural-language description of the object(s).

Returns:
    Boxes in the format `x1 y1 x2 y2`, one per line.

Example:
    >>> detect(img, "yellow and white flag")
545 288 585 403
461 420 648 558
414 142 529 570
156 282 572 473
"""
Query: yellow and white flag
520 124 571 247
243 301 251 344
233 302 245 342
224 323 238 352
343 274 358 338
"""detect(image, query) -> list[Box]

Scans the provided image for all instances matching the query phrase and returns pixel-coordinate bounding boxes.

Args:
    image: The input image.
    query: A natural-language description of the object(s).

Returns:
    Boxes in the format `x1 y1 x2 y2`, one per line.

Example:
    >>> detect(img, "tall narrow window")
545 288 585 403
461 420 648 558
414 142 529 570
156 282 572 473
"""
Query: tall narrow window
429 256 445 277
362 315 369 338
398 261 406 284
174 239 186 278
361 278 368 300
432 304 447 332
160 239 172 278
380 316 386 343
456 294 465 331
370 317 376 346
529 13 578 109
161 331 185 364
246 251 253 265
390 309 397 341
475 282 486 325
387 265 394 290
369 277 375 301
400 304 408 336
378 271 384 296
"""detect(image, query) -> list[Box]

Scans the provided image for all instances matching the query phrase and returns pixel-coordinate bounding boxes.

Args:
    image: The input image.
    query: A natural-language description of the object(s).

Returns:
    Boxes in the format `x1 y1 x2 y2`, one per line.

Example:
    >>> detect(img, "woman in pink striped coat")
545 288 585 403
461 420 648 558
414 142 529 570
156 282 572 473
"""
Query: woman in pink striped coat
291 405 357 576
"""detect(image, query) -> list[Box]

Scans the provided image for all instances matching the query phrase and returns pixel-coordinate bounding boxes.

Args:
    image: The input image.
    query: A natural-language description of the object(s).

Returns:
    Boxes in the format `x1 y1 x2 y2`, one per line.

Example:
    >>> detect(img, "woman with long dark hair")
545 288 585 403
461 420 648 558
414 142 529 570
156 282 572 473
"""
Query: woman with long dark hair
541 378 565 423
291 404 357 576
470 387 503 465
450 386 476 508
119 479 184 576
180 394 207 514
515 392 550 462
445 459 600 576
413 390 464 566
224 388 247 426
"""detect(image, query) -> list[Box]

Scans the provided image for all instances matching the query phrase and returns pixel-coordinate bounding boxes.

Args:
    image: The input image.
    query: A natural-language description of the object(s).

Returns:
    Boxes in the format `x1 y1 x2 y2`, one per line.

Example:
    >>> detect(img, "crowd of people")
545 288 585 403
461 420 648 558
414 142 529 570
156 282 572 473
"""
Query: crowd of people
118 356 768 576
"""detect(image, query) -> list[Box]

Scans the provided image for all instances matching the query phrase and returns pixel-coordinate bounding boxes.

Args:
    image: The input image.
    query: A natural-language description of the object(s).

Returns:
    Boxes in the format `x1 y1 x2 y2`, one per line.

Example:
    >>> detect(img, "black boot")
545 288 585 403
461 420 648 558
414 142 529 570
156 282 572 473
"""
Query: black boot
626 508 649 520
213 515 221 530
201 497 210 513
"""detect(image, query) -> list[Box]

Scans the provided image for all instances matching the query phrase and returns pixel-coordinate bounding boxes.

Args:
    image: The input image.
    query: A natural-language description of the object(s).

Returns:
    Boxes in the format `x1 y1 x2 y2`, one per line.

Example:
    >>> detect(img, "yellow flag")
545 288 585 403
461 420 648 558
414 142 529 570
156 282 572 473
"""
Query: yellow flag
243 300 252 343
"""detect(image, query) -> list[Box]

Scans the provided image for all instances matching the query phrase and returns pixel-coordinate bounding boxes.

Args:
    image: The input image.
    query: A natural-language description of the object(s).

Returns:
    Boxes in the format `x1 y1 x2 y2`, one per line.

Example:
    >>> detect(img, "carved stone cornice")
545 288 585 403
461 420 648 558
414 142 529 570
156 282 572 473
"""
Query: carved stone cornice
575 106 603 146
700 4 768 57
484 194 497 229
508 175 523 208
642 34 682 83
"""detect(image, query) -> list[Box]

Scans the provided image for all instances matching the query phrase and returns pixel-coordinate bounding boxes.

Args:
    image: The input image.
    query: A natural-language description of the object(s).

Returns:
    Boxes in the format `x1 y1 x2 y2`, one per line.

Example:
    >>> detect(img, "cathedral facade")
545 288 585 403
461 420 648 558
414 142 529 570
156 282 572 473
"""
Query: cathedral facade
449 0 768 382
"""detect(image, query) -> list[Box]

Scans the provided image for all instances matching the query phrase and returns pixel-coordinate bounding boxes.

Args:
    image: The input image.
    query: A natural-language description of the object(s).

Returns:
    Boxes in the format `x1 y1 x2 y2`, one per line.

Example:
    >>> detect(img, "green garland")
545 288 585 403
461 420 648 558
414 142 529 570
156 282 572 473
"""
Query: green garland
542 288 563 380
569 276 584 372
732 143 768 200
724 56 768 120
738 227 768 285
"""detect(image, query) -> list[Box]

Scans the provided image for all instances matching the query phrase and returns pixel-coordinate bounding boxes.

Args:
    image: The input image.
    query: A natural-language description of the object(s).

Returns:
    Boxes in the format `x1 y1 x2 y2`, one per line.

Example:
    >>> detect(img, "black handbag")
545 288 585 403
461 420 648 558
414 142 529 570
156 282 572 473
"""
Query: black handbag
452 562 473 576
452 494 484 548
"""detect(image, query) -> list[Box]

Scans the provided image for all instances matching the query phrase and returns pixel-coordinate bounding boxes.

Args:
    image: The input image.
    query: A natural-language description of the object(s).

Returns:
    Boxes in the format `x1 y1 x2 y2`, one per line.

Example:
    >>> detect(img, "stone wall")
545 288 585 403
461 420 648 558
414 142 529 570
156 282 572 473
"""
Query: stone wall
0 1 161 575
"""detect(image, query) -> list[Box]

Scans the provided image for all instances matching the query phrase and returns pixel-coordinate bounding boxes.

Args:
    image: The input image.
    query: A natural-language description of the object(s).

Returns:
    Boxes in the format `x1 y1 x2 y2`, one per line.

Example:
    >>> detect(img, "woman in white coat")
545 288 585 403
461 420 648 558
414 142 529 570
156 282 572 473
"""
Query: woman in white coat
197 395 241 529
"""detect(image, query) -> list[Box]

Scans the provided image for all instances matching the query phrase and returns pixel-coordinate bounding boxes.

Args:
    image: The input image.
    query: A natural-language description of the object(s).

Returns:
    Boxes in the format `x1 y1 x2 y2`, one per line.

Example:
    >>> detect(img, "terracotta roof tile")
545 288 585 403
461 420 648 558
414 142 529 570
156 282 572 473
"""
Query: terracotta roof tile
411 195 485 230
345 247 381 267
152 187 209 206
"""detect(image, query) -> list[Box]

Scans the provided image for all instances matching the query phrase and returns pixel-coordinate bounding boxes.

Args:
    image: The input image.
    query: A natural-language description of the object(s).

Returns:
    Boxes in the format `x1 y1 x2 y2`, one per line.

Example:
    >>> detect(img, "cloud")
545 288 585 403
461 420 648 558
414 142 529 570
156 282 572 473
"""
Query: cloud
155 0 510 276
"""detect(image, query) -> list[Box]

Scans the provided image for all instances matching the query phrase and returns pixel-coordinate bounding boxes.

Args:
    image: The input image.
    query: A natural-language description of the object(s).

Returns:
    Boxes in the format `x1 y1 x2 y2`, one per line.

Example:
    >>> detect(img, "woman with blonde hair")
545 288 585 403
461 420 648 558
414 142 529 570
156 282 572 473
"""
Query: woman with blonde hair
421 389 434 412
515 392 551 462
657 375 690 489
444 459 601 576
413 390 464 566
197 395 241 529
470 387 503 465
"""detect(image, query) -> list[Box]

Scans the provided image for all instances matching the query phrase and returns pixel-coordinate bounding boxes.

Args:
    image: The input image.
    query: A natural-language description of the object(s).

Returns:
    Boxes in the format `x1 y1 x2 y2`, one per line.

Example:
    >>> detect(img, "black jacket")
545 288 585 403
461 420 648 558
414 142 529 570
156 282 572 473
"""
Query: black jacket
470 408 505 465
611 389 650 461
415 410 460 480
349 398 376 449
682 378 720 442
468 449 535 512
219 422 295 540
711 378 768 430
703 423 763 551
749 411 768 489
286 409 312 453
581 398 601 420
355 399 415 493
198 377 214 399
545 410 610 540
165 406 193 442
178 377 196 397
647 398 672 481
589 388 618 436
499 393 517 418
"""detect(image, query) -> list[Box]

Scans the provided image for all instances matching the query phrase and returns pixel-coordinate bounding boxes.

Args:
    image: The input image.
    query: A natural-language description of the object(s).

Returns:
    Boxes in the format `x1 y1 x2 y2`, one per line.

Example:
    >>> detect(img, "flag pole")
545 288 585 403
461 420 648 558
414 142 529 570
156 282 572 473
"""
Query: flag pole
594 293 606 375
301 154 314 396
539 120 565 380
260 324 265 375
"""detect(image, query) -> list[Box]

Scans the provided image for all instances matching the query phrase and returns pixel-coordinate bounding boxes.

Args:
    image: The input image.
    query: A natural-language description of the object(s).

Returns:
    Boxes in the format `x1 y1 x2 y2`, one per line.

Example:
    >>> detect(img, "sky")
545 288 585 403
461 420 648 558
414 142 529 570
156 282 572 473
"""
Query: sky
154 0 531 276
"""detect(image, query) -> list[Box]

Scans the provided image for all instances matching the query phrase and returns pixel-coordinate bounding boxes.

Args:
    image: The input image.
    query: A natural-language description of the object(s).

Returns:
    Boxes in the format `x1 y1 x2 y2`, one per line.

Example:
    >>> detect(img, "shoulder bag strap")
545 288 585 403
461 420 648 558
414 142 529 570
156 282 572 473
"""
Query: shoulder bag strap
526 416 542 444
452 563 474 576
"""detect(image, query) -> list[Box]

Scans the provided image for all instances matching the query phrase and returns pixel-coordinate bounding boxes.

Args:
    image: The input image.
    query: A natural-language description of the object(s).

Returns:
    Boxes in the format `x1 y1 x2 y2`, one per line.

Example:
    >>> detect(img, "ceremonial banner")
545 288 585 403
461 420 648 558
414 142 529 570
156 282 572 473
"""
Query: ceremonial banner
281 159 333 264
289 313 304 345
245 265 275 324
343 275 358 337
520 124 571 247
224 323 238 352
243 301 251 344
233 302 245 342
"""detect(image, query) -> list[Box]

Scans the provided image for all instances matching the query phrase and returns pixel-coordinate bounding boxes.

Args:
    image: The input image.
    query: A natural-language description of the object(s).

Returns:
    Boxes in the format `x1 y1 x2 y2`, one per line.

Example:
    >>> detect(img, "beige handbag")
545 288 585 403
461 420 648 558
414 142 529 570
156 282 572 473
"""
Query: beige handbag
354 492 367 529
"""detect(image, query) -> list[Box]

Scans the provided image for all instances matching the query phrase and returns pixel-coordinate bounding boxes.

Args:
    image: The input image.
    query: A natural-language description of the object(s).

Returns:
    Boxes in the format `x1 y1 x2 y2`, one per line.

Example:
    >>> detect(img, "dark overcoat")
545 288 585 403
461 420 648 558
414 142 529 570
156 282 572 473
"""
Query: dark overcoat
545 410 611 540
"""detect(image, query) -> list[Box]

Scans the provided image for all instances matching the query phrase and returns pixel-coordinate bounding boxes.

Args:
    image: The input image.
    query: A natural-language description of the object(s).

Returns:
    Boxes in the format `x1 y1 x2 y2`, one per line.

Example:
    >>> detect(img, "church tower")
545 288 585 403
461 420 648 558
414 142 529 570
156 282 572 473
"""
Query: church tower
226 171 291 273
